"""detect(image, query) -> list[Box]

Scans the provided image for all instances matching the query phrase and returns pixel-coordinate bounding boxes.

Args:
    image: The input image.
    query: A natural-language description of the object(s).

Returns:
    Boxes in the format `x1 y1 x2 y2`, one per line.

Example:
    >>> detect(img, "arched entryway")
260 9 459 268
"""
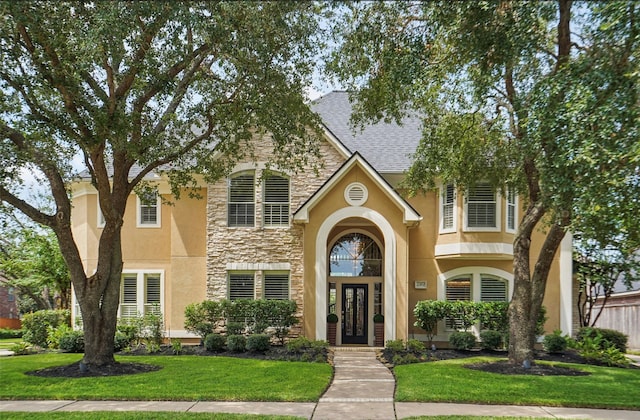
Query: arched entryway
328 231 383 345
315 207 396 346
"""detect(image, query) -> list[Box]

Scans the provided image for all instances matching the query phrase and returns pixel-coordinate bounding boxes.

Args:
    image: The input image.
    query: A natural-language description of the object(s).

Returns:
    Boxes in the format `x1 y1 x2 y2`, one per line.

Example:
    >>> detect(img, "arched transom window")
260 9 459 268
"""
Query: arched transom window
329 233 382 277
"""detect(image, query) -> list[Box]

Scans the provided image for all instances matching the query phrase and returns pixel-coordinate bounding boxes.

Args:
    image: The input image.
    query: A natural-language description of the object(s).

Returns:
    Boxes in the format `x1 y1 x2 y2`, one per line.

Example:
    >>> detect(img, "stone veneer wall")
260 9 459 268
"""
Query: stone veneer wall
206 133 346 334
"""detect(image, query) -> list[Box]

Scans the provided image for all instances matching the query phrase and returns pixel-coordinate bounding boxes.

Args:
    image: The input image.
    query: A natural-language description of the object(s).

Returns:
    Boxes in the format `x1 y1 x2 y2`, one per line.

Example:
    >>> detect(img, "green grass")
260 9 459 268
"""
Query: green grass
0 338 23 350
0 354 332 402
395 356 640 409
1 413 302 420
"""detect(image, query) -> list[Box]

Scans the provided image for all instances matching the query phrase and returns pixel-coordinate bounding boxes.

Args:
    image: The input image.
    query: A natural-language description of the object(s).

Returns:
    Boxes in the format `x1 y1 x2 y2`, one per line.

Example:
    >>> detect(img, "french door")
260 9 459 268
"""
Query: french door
342 284 368 344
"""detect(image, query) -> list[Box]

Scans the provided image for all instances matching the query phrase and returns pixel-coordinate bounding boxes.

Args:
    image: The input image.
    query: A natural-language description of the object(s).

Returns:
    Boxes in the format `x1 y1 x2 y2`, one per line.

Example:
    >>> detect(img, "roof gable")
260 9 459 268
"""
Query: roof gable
293 152 421 226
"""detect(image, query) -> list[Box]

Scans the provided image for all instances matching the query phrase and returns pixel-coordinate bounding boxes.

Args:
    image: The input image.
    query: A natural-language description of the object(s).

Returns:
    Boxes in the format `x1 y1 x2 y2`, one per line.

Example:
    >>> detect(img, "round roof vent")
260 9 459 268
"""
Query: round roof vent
345 182 368 206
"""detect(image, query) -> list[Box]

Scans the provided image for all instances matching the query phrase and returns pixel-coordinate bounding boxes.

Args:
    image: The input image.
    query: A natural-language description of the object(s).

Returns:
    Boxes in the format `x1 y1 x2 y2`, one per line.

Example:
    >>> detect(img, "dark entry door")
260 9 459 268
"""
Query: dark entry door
342 284 368 344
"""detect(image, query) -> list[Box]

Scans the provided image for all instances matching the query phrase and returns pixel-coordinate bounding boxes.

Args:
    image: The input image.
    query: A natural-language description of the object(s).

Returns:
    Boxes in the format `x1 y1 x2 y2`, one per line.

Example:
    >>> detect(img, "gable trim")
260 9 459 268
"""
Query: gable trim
293 152 422 226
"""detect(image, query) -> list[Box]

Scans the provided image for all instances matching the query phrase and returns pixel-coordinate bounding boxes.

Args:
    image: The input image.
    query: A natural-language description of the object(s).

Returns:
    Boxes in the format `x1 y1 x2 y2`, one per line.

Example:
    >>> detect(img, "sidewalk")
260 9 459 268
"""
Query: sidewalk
1 348 639 419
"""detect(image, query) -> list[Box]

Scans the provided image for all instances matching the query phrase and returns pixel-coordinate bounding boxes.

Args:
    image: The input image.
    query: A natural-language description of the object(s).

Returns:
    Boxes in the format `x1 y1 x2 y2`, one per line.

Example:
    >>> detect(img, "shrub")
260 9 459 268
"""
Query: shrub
385 339 405 352
116 324 138 345
326 313 339 323
10 342 31 355
113 331 131 352
227 334 246 352
373 313 384 323
574 333 630 367
268 300 298 345
577 327 628 353
204 333 226 352
184 300 224 338
543 330 568 353
448 301 481 332
477 302 509 333
171 338 183 355
247 334 271 352
59 330 85 353
22 309 70 348
479 330 503 350
449 331 476 350
0 328 23 339
47 324 73 349
139 310 164 349
287 336 314 353
406 339 426 353
226 321 245 336
414 300 449 344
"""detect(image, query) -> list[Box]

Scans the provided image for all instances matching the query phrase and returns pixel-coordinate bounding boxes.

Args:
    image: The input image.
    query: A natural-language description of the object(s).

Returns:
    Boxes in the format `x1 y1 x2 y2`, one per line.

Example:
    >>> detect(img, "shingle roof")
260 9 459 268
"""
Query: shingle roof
311 91 423 173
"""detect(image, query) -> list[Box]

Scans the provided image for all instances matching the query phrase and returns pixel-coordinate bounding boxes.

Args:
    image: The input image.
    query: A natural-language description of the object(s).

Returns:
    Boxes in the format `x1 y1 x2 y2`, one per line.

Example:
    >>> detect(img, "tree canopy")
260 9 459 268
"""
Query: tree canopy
0 1 326 367
328 0 640 364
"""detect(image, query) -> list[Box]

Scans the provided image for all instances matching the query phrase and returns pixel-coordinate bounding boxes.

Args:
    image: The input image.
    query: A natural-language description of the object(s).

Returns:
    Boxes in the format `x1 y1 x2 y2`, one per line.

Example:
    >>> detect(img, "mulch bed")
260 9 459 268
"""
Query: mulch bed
26 361 162 378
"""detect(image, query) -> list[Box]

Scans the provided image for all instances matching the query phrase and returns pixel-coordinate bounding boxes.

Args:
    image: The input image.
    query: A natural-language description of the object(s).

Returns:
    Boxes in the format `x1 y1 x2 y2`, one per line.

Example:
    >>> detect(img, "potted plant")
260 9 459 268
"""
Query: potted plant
327 313 338 346
373 313 384 347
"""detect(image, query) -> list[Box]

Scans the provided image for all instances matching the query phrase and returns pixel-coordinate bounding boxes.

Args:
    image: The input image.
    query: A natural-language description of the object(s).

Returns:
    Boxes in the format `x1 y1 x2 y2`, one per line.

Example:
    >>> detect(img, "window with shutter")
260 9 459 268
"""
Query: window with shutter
441 183 456 232
145 274 162 315
481 276 507 302
228 173 255 227
445 278 471 330
263 175 289 226
229 273 255 300
121 275 138 319
466 182 497 229
264 273 289 300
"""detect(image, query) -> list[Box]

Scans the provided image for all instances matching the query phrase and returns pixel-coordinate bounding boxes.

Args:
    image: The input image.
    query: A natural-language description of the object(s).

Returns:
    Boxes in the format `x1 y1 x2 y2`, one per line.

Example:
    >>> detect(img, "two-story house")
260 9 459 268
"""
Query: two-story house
71 91 573 346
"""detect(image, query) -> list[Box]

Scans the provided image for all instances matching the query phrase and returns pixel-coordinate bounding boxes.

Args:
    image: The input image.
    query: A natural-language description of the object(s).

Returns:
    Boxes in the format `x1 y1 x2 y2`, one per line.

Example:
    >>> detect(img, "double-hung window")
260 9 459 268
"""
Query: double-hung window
465 182 499 230
137 192 160 227
119 271 163 319
228 173 255 227
440 183 456 233
263 174 290 227
445 278 471 330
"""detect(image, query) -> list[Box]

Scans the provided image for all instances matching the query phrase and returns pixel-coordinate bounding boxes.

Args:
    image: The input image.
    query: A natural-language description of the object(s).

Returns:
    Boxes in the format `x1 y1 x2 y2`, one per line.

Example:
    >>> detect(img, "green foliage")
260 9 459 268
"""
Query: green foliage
285 336 328 362
326 313 339 323
226 322 245 336
477 302 509 333
479 330 503 351
0 328 22 339
385 339 405 352
577 327 628 353
573 333 630 368
543 330 568 353
9 341 31 355
113 332 131 352
448 301 481 332
246 334 271 353
413 300 449 343
21 309 70 348
449 331 476 351
373 313 384 323
0 226 71 313
59 330 85 353
170 339 183 355
184 300 224 339
226 335 247 353
116 324 138 347
406 339 426 353
47 323 73 349
204 333 226 352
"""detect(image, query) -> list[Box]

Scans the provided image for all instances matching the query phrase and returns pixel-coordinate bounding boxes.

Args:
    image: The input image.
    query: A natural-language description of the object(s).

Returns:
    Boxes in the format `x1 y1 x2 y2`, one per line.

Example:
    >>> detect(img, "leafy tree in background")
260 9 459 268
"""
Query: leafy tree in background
0 210 71 312
328 1 640 365
0 2 325 369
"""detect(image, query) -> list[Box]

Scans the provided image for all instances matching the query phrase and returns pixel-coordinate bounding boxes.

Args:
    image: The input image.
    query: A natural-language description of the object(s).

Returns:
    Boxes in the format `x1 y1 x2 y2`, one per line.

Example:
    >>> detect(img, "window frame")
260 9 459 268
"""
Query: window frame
136 193 161 228
118 270 164 319
263 173 290 227
505 187 518 233
263 271 290 300
439 183 457 233
228 272 256 300
227 172 256 227
464 182 501 232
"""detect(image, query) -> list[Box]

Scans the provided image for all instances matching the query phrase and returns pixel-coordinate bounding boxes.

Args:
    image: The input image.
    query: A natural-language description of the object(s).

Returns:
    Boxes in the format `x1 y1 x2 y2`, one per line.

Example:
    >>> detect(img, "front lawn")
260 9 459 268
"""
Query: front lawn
394 356 640 410
0 414 302 420
0 354 332 402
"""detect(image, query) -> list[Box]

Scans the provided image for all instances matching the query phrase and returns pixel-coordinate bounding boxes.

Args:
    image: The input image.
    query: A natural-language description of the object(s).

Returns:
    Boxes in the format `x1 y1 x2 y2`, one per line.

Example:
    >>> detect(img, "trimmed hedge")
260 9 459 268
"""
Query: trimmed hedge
449 331 476 350
247 334 270 352
204 333 226 352
22 310 70 348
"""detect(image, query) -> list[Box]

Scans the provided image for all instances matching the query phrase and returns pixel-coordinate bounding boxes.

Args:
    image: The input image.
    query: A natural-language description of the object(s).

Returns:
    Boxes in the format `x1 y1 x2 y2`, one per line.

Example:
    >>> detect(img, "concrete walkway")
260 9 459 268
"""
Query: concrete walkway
2 348 640 419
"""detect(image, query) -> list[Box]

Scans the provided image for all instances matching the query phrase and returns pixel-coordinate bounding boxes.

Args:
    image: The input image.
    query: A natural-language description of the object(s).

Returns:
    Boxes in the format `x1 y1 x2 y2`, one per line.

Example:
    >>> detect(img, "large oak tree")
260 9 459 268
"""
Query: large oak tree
0 2 325 368
328 0 640 365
